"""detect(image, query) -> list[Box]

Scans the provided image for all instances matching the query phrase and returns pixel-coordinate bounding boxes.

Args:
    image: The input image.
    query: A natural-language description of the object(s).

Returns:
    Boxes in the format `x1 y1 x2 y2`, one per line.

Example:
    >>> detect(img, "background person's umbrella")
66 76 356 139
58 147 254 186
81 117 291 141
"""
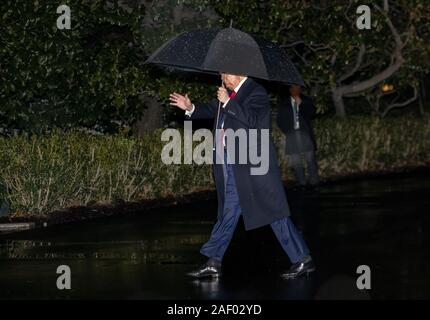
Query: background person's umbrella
144 27 304 86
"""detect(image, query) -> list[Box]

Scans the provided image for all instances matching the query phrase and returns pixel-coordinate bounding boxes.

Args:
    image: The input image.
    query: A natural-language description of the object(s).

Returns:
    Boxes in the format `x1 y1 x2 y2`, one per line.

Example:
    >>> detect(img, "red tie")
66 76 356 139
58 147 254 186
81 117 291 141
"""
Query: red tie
220 90 236 149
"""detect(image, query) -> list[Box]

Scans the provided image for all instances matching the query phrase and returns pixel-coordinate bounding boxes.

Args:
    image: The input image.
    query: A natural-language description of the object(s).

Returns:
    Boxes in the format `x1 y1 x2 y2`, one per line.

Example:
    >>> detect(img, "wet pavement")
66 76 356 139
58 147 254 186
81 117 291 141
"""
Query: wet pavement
1 171 430 300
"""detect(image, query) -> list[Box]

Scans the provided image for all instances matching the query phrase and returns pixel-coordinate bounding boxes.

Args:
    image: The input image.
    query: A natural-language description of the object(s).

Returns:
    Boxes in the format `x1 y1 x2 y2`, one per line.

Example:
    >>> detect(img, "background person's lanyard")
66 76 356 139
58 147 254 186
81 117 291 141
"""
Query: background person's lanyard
293 100 300 130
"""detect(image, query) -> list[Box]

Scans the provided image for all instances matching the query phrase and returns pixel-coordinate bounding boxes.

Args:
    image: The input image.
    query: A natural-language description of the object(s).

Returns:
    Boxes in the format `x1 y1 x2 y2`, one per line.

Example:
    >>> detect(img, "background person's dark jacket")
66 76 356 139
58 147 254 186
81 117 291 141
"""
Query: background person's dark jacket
276 94 317 150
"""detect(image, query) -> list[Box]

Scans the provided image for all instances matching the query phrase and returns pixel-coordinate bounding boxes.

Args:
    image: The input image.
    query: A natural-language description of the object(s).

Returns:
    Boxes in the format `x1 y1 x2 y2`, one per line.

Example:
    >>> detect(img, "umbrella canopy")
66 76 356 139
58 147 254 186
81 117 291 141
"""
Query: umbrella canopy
144 27 304 86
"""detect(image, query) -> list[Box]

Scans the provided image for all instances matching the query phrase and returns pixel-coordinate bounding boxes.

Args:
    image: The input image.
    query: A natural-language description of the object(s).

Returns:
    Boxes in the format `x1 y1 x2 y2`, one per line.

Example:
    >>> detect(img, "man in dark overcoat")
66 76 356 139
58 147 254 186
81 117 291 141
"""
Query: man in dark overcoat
169 73 315 279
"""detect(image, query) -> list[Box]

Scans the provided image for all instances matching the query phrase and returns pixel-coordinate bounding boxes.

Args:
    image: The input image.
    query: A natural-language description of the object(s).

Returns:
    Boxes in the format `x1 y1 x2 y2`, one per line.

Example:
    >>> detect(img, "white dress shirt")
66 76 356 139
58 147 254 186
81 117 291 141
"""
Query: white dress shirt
291 96 300 130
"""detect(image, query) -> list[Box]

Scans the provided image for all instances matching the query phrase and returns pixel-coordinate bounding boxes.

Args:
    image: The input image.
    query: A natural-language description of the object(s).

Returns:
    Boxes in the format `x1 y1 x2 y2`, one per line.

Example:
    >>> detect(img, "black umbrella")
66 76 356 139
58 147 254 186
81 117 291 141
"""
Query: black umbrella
144 27 304 86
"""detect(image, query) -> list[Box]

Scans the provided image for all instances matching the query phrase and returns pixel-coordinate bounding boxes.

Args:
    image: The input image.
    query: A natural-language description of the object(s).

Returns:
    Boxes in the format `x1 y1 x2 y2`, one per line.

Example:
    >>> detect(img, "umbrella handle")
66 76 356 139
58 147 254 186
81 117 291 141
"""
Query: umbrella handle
215 79 224 132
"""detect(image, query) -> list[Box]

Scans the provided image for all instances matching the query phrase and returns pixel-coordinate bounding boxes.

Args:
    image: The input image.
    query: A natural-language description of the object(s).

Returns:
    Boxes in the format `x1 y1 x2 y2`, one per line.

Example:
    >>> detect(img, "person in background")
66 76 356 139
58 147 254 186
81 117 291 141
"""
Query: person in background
277 84 320 190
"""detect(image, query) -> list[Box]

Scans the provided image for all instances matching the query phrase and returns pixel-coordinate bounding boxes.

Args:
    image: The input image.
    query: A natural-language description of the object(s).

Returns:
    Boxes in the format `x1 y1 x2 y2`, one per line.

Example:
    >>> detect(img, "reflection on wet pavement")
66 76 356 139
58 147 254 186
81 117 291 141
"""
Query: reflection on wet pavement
0 172 429 299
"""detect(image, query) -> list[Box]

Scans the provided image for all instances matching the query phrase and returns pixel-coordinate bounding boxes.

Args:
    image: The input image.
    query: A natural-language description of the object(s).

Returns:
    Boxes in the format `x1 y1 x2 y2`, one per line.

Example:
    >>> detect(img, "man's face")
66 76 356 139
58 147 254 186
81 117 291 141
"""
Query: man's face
289 84 301 97
221 73 243 90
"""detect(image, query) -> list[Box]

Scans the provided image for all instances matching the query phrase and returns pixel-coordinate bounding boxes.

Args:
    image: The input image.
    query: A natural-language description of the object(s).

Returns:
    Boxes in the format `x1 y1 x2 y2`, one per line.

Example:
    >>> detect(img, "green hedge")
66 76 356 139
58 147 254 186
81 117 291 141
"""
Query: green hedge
1 115 430 216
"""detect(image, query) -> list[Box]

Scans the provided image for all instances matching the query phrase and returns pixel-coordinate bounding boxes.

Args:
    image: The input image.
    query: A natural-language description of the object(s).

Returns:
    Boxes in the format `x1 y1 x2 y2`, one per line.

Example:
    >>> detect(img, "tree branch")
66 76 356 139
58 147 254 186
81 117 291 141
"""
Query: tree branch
338 3 407 95
281 40 305 48
381 86 418 117
338 44 366 83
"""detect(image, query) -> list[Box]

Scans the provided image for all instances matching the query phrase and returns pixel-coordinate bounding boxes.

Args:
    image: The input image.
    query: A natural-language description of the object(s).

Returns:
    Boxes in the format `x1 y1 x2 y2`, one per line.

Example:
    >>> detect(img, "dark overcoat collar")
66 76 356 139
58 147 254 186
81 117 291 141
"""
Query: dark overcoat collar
232 77 256 103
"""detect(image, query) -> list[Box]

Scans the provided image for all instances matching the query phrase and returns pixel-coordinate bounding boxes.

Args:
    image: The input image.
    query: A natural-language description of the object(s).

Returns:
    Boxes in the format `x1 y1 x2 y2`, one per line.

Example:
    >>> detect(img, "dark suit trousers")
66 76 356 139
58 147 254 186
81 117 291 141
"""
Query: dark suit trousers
200 151 310 263
289 151 320 186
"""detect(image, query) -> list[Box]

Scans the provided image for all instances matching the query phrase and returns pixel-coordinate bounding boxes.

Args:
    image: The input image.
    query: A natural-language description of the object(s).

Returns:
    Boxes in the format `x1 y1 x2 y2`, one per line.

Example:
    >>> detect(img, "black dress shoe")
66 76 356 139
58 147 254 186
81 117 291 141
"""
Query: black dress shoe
187 259 222 279
281 256 315 280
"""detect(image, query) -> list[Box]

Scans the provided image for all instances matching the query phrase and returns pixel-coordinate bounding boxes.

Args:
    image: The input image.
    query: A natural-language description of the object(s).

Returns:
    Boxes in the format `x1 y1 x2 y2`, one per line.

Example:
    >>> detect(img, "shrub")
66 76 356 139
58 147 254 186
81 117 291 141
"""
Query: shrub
0 115 429 216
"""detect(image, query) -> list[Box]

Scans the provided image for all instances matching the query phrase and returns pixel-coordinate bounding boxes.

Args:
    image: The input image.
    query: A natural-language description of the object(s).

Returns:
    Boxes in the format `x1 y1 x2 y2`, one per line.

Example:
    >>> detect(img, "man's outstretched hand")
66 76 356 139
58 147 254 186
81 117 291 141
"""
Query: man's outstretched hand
169 92 193 111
